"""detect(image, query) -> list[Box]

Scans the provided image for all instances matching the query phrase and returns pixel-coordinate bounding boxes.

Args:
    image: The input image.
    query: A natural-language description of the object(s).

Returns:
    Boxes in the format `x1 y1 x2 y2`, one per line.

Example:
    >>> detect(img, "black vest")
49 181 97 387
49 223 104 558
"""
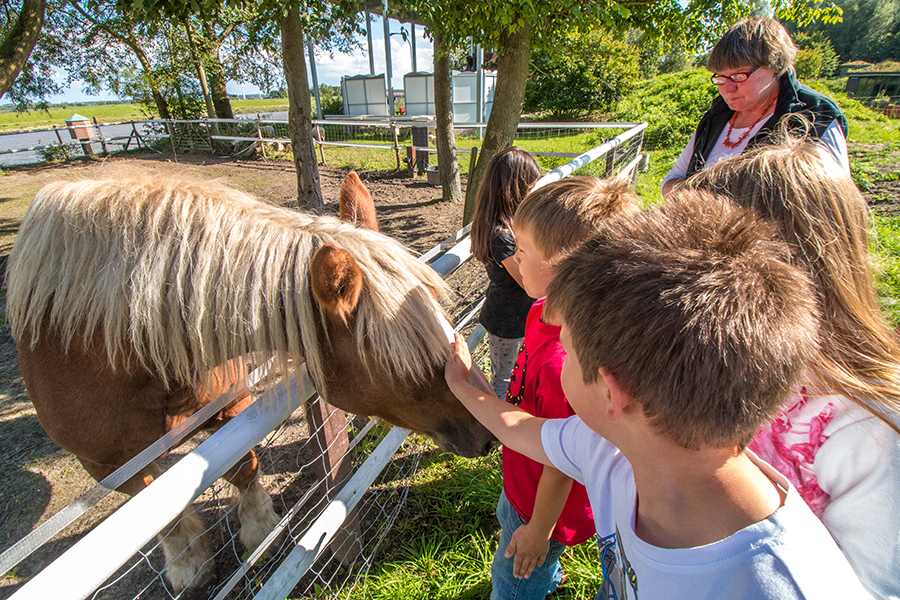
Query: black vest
685 70 848 178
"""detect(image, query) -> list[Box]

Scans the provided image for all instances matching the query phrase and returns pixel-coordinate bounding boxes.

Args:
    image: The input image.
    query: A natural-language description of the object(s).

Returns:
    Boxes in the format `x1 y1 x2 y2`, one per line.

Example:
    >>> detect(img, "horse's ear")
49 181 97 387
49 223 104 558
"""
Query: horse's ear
311 243 364 323
339 170 379 231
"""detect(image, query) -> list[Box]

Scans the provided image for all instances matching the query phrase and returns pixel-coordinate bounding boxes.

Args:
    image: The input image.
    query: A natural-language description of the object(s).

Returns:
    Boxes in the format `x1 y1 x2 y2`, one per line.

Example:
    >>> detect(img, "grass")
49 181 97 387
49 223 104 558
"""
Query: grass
0 99 292 132
335 448 603 600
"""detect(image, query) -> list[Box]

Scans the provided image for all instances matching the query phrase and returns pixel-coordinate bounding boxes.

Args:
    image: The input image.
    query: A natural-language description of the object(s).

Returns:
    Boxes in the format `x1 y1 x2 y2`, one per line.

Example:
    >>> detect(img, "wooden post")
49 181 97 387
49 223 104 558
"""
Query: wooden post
406 145 416 178
303 398 363 564
392 124 401 171
463 147 479 225
52 126 64 145
93 116 108 155
256 122 267 159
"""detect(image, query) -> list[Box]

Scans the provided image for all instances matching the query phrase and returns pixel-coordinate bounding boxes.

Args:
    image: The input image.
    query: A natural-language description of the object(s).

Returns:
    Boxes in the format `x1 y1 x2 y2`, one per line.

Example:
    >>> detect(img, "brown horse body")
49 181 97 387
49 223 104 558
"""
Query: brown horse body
8 172 493 592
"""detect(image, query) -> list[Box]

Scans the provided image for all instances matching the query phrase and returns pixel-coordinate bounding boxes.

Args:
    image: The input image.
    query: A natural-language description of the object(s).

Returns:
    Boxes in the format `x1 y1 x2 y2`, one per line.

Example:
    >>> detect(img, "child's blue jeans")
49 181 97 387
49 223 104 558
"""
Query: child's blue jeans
491 491 565 600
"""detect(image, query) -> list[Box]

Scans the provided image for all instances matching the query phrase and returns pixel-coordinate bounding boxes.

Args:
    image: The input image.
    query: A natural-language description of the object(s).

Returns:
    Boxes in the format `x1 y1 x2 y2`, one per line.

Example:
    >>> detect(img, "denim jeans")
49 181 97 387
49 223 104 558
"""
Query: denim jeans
489 334 523 399
491 491 566 600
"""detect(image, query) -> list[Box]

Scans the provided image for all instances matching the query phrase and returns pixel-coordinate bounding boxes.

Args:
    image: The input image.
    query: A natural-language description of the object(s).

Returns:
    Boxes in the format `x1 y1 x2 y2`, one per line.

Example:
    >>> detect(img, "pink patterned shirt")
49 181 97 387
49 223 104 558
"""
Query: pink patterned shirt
748 386 836 517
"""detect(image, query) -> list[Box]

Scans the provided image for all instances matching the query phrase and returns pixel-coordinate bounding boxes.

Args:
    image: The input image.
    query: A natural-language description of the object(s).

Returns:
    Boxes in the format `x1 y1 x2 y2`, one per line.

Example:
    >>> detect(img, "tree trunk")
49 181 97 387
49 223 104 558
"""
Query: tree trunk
433 33 462 205
463 21 532 221
125 39 172 119
203 22 234 119
184 20 216 120
280 8 323 211
0 0 45 99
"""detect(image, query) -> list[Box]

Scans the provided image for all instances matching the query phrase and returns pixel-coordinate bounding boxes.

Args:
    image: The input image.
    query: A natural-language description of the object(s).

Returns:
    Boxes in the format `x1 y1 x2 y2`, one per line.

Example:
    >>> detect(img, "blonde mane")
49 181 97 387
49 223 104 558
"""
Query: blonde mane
6 173 451 394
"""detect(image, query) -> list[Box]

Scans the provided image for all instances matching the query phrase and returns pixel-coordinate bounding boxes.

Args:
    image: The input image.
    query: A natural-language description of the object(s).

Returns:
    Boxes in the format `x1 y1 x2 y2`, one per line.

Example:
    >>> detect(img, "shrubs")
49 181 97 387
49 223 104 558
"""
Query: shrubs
525 30 640 118
613 69 719 150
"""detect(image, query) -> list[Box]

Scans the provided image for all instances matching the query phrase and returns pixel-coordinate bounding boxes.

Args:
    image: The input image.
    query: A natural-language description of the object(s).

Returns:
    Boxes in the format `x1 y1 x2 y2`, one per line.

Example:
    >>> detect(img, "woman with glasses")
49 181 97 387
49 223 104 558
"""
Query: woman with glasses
661 17 848 197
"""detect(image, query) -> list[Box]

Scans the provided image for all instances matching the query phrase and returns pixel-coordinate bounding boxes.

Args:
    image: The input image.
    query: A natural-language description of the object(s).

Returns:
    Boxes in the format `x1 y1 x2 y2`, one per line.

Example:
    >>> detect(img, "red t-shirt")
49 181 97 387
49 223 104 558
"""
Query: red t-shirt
503 298 595 545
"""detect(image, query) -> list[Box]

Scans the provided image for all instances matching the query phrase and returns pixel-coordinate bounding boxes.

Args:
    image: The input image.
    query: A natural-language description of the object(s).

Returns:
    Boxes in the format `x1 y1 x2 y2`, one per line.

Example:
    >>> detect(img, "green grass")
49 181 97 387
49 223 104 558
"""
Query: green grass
334 448 603 600
872 214 900 327
0 99 292 132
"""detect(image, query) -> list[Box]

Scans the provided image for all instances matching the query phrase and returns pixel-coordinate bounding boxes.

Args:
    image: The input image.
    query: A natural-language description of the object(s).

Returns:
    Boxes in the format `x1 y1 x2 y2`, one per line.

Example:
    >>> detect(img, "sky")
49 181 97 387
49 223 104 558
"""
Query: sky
48 15 434 104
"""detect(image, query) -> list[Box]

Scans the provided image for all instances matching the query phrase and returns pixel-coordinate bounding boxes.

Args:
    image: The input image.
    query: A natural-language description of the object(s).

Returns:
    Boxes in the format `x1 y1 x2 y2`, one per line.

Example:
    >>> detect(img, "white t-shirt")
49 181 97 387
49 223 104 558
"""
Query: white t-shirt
662 118 850 193
541 415 874 600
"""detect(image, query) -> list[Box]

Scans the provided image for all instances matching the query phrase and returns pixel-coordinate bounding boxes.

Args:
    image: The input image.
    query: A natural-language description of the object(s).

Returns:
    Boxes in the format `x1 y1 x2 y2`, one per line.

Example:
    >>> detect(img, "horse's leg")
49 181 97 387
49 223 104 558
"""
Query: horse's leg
223 451 280 551
78 456 216 593
198 359 279 551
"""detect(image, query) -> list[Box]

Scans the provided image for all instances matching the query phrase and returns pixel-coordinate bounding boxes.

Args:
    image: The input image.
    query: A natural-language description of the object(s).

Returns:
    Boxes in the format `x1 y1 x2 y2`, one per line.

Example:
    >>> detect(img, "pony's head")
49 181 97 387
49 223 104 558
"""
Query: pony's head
309 239 494 456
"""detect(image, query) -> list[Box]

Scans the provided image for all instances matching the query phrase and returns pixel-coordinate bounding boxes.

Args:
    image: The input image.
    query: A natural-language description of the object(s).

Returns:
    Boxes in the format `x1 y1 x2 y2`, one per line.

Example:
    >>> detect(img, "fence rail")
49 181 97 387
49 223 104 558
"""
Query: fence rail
0 117 647 172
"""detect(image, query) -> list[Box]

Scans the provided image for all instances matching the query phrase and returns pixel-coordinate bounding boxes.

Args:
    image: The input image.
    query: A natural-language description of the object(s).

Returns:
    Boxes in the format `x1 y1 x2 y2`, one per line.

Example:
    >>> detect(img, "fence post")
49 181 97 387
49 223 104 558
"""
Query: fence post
392 123 401 171
303 399 363 565
93 117 108 155
406 145 416 178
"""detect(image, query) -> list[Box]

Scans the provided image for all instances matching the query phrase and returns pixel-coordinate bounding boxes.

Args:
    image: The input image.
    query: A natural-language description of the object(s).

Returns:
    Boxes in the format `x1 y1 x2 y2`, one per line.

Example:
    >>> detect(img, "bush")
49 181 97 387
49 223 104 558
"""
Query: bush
793 32 840 77
38 143 76 163
795 48 824 80
613 69 719 150
525 30 640 118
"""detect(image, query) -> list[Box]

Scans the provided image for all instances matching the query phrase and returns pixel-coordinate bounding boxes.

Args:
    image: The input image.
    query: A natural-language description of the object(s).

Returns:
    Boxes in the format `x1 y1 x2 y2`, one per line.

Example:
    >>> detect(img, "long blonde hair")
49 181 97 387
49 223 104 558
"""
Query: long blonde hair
685 136 900 434
6 173 451 395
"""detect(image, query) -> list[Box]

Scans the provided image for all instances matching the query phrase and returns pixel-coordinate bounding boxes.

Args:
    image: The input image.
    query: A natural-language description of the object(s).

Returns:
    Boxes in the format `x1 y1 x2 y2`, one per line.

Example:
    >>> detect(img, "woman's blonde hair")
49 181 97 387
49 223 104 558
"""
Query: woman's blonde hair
685 134 900 434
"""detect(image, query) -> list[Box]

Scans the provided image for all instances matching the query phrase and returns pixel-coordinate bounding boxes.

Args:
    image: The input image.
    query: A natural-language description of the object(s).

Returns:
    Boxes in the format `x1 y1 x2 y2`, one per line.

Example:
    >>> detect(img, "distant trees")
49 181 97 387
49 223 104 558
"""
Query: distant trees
792 0 900 65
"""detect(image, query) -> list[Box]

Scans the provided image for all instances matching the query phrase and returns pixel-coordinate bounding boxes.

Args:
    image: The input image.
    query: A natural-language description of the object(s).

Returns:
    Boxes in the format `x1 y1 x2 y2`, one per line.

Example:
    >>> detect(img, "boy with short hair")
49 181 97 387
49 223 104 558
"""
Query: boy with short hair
488 175 638 599
447 190 872 599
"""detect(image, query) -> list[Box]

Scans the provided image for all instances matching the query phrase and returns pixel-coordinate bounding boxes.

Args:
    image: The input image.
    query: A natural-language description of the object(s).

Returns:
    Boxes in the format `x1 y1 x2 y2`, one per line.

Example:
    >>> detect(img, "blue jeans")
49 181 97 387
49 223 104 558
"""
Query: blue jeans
491 491 565 600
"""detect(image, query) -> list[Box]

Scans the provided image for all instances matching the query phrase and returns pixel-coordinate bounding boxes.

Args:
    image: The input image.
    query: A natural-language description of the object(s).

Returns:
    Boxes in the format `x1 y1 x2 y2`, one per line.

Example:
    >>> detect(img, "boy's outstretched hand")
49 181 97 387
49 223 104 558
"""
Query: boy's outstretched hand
445 332 495 396
445 332 473 393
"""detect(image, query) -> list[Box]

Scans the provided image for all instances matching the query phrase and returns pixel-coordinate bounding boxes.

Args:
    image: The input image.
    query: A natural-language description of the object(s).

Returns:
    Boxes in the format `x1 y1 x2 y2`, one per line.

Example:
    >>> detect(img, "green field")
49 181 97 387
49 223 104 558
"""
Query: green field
0 99 291 132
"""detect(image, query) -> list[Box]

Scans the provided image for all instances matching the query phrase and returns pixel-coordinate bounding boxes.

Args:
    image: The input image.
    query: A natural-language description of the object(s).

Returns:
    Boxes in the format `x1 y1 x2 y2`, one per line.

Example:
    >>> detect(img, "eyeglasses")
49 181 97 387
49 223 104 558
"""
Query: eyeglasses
710 65 760 85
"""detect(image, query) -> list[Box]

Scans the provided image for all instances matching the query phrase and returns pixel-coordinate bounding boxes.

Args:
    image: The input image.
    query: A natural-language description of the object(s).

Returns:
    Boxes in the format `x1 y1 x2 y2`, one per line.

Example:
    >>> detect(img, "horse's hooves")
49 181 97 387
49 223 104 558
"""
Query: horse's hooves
168 561 217 597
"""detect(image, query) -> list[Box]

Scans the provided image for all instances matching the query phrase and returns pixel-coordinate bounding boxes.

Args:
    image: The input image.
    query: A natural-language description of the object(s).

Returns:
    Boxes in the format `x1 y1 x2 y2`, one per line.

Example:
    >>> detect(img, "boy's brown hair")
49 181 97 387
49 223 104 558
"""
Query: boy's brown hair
513 176 638 259
545 190 819 450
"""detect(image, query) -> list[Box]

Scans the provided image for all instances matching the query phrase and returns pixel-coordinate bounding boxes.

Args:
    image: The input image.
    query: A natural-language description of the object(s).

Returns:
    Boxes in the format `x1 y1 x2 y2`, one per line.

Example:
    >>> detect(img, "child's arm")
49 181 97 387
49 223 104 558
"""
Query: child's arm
445 333 551 466
506 466 574 579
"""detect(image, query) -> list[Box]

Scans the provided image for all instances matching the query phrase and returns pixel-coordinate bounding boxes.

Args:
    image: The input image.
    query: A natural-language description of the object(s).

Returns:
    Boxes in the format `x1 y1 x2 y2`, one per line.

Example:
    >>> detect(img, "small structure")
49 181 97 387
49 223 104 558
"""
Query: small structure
837 61 872 77
845 71 900 113
341 74 389 116
65 113 95 156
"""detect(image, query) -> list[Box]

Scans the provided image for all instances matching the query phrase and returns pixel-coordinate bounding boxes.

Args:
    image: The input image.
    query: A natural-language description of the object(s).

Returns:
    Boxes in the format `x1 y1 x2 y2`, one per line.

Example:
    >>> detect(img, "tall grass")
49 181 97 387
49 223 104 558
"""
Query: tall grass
338 447 603 600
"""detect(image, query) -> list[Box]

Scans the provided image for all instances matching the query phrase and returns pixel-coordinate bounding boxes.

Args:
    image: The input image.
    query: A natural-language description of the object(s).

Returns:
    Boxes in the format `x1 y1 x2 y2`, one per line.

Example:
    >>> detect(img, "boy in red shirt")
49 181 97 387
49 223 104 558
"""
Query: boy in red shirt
491 176 638 599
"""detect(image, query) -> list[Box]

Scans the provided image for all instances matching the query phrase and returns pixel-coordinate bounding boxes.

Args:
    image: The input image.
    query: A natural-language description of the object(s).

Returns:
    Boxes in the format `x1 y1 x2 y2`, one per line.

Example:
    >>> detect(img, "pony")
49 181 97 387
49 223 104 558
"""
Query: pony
6 171 495 592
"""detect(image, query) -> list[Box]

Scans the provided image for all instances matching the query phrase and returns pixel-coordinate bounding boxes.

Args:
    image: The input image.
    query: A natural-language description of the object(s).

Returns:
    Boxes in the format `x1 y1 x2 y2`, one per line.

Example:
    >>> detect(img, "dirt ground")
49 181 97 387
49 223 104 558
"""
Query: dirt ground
0 150 468 598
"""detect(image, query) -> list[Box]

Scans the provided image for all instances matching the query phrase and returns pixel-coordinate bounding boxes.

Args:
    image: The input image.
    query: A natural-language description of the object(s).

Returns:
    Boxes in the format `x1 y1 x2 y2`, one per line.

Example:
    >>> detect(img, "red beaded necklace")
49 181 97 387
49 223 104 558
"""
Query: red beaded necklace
722 94 778 149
